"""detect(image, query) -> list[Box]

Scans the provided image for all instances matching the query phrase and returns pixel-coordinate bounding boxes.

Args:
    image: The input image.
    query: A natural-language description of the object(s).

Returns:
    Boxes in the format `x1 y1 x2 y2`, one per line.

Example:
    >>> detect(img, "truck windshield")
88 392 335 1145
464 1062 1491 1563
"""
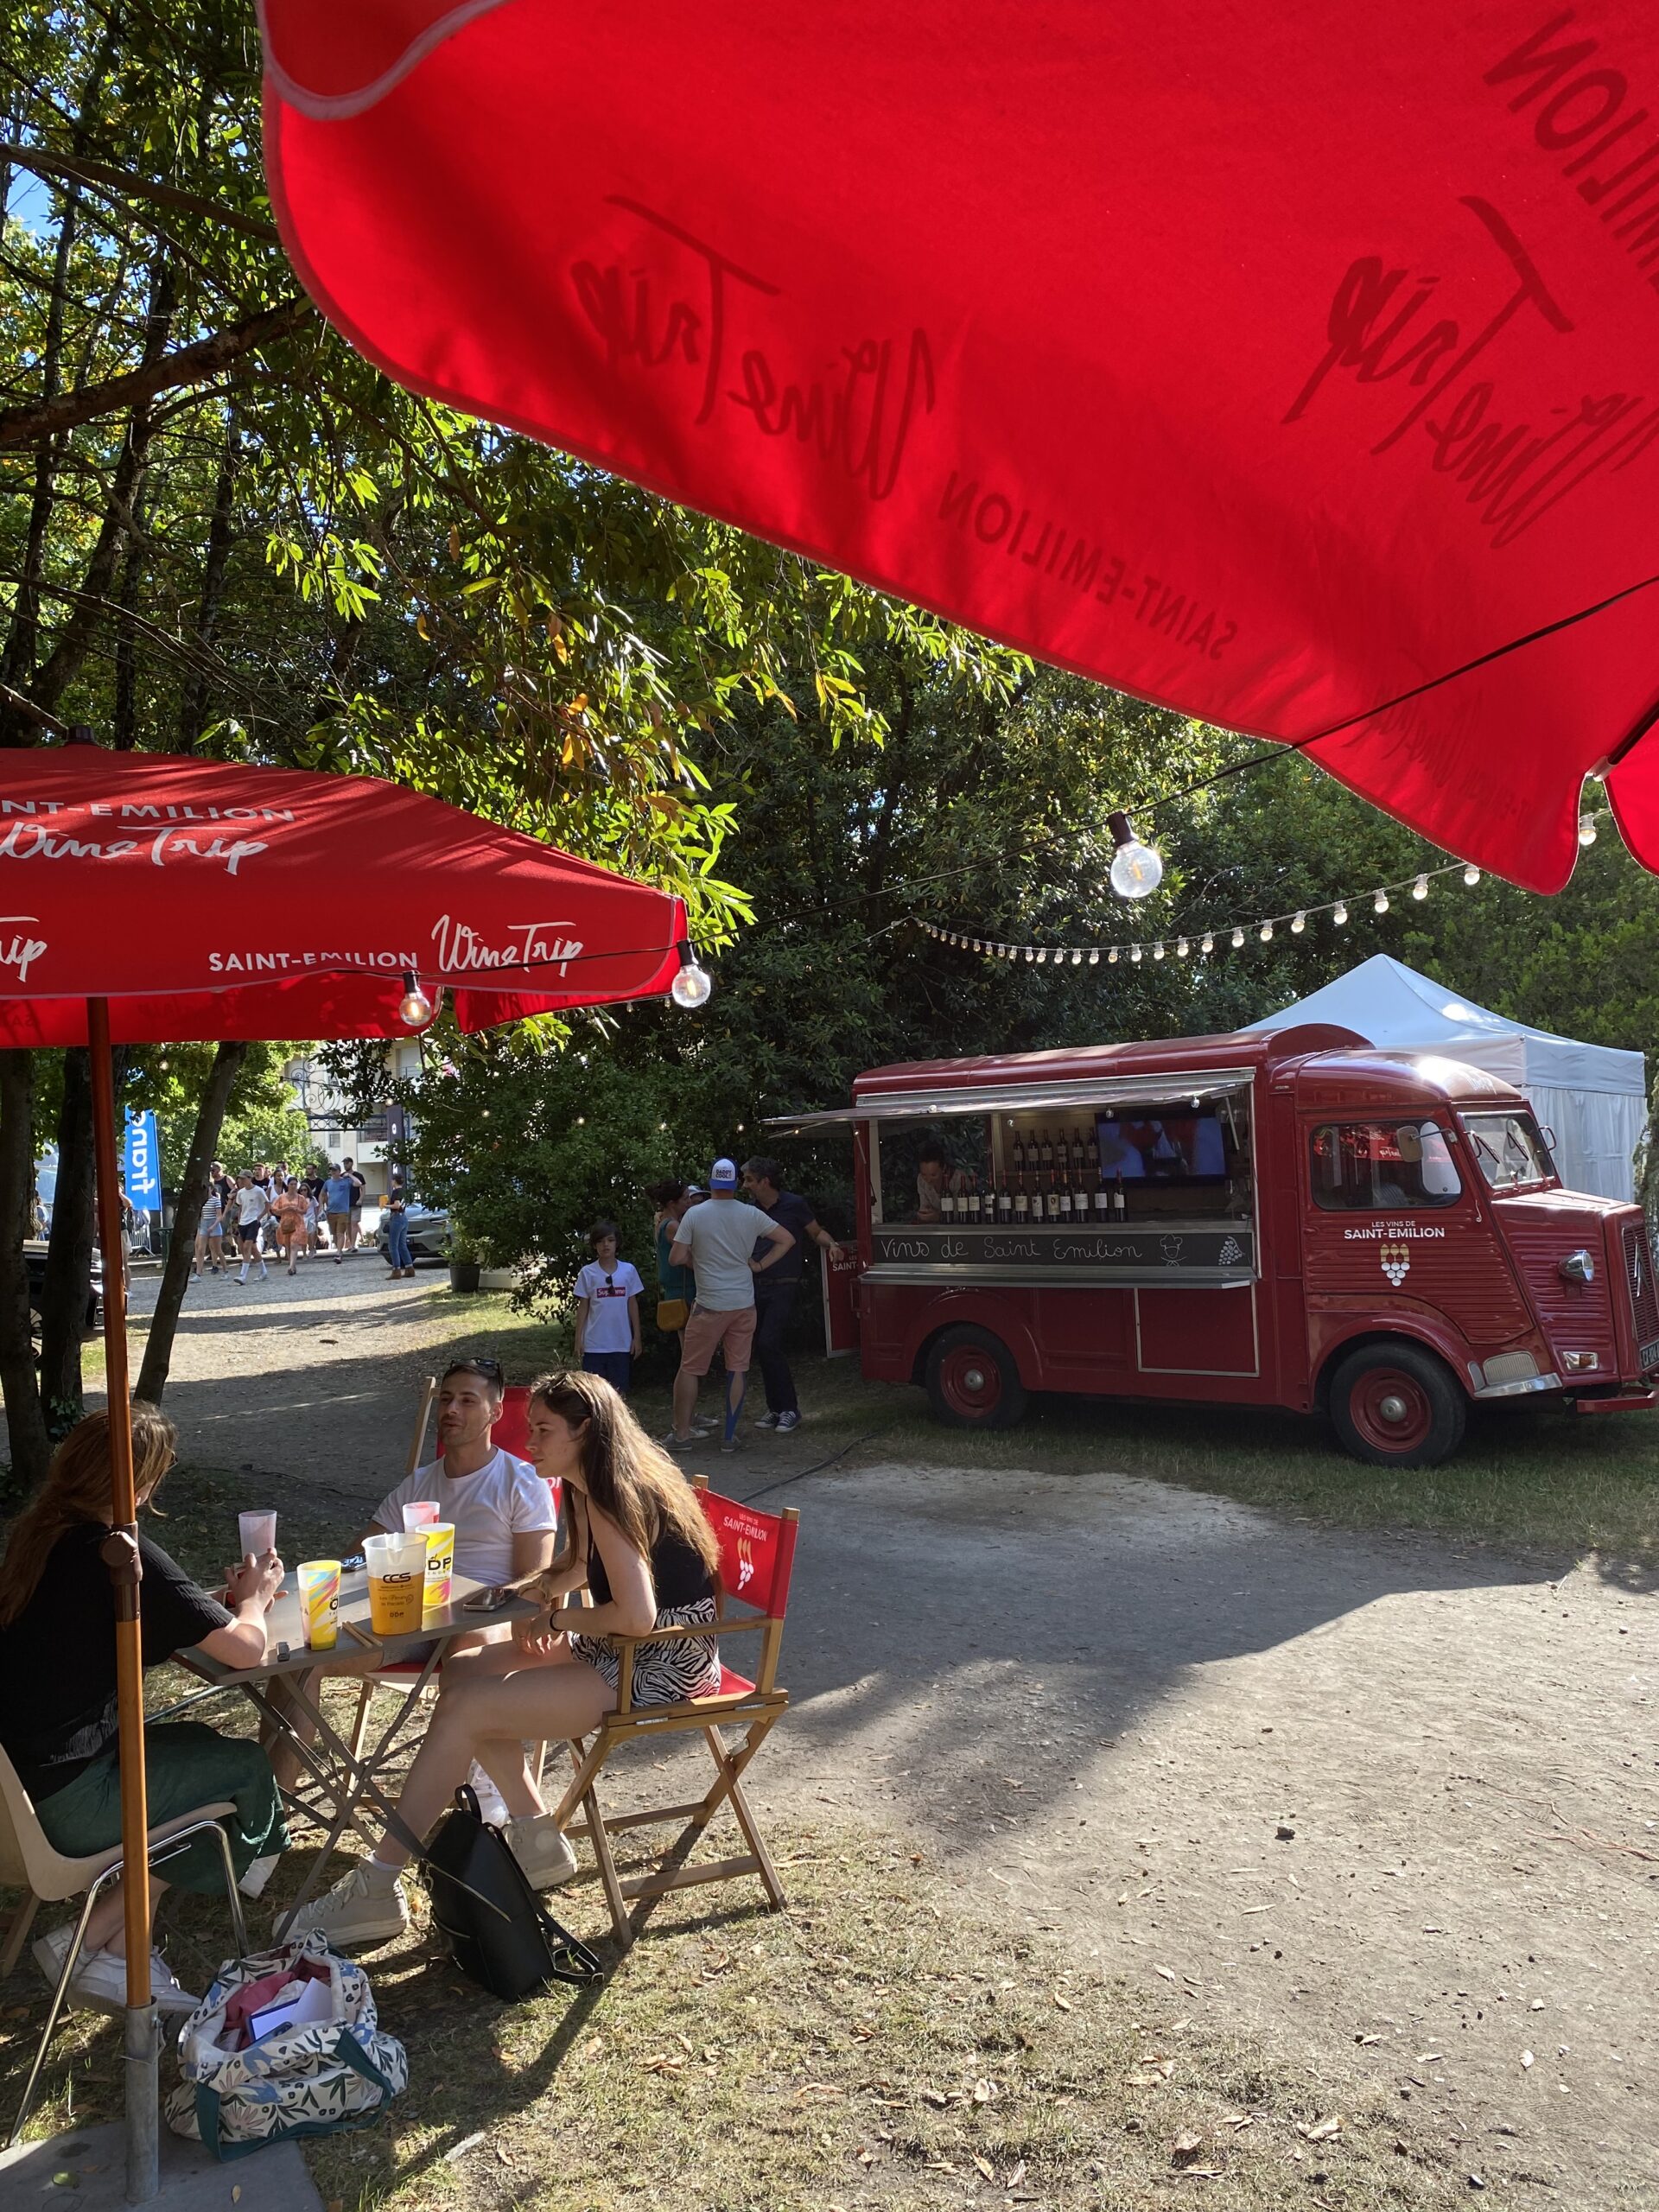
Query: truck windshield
1461 1111 1555 1191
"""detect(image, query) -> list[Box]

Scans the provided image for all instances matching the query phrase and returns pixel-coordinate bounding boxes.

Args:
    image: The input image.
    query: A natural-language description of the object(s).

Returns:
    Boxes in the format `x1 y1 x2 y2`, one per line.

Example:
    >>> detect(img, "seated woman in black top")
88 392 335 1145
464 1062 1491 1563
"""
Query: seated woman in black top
0 1407 287 2014
290 1367 720 1948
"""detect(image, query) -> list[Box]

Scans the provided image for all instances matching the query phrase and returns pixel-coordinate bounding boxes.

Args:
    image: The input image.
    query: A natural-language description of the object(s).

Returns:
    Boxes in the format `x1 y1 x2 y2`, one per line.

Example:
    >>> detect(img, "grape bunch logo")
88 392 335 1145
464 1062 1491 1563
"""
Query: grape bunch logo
1380 1243 1411 1287
735 1536 755 1593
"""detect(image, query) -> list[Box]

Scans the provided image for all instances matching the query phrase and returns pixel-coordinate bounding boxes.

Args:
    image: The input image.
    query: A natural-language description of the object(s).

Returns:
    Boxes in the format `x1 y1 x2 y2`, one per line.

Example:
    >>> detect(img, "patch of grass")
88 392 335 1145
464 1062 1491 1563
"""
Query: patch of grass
0 1823 1467 2211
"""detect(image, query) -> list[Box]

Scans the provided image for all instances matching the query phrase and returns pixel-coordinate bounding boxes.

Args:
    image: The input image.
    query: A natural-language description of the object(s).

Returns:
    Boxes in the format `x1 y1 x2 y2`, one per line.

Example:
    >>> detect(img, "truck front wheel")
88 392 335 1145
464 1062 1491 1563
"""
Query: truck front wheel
1329 1342 1466 1467
924 1325 1028 1429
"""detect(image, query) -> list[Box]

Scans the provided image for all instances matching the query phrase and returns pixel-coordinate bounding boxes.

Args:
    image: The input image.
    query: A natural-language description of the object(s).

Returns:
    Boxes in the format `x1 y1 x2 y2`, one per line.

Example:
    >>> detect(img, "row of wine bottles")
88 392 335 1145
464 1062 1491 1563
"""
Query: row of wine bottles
939 1174 1128 1226
1009 1126 1098 1174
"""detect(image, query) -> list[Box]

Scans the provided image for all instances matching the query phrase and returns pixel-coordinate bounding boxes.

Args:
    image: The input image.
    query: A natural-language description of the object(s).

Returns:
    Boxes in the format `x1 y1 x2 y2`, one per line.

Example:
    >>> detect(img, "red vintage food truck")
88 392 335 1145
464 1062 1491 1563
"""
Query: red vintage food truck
778 1023 1659 1465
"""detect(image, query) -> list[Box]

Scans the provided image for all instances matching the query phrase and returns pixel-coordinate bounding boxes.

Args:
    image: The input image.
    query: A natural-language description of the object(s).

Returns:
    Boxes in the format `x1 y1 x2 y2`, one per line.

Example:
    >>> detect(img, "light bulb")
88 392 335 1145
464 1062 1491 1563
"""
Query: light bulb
671 957 714 1008
1200 932 1214 954
1109 948 1119 964
398 971 434 1027
1107 810 1164 899
1291 911 1306 934
1260 921 1274 942
1025 947 1035 963
1130 944 1143 963
1332 901 1349 925
1176 937 1189 958
1374 889 1389 913
1154 941 1166 960
1071 949 1084 967
1231 926 1244 948
1463 864 1480 887
1579 814 1598 846
1412 873 1429 900
1089 949 1100 966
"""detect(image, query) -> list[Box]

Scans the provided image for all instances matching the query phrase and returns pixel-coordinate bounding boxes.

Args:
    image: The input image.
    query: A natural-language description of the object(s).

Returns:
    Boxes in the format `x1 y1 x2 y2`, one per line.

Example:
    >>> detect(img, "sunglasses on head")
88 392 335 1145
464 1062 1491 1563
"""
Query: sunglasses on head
444 1357 504 1383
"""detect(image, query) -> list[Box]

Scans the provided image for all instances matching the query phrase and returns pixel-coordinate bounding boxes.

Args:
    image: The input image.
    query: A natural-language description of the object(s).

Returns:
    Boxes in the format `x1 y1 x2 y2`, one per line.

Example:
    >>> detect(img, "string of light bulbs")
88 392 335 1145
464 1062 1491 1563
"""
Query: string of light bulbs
921 813 1599 969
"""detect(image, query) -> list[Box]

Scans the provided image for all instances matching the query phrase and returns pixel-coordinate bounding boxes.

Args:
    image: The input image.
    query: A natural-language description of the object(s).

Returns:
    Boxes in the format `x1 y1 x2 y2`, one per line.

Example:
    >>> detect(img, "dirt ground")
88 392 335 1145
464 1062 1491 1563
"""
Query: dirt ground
35 1261 1659 2206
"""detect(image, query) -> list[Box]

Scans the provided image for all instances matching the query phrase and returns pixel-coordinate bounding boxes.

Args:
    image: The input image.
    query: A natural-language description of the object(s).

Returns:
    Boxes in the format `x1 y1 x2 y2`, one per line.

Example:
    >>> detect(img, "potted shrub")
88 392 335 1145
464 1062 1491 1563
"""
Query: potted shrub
448 1224 482 1294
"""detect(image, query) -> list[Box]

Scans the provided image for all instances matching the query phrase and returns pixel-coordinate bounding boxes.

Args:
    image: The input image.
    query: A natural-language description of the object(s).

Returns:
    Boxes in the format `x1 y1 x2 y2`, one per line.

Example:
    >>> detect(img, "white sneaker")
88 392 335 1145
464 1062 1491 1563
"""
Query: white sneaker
280 1861 410 1949
32 1926 200 2016
467 1762 510 1826
502 1814 577 1890
238 1853 280 1899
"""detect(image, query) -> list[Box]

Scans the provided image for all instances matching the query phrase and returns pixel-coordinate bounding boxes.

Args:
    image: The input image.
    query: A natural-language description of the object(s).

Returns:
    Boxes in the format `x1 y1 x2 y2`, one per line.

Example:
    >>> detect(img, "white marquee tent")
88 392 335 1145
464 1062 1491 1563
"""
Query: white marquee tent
1254 955 1648 1202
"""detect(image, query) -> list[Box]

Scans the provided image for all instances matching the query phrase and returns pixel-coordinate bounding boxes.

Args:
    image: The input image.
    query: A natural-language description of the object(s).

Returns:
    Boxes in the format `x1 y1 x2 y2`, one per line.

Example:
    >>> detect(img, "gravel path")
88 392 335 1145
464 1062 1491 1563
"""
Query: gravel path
23 1264 1655 2206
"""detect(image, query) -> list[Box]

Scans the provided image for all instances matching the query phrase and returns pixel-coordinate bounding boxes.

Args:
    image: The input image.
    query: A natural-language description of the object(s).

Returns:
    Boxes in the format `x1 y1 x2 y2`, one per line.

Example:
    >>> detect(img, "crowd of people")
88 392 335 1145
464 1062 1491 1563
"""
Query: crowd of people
0 1359 725 2005
190 1156 381 1283
598 1154 843 1446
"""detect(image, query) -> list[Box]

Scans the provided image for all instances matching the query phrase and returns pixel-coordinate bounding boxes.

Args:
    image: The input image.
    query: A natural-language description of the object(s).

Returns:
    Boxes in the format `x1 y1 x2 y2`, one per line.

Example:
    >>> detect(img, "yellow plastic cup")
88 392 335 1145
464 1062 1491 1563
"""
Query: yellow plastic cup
422 1522 456 1617
365 1532 428 1637
297 1560 341 1652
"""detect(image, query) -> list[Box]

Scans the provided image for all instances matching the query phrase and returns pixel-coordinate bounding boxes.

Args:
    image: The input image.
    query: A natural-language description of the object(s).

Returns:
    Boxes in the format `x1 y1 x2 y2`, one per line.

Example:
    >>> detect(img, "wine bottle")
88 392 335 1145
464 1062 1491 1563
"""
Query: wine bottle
941 1187 955 1221
1084 1125 1099 1172
1058 1128 1071 1171
1014 1176 1029 1222
1058 1181 1073 1221
1011 1131 1026 1173
997 1184 1013 1223
1039 1128 1054 1169
1113 1173 1126 1217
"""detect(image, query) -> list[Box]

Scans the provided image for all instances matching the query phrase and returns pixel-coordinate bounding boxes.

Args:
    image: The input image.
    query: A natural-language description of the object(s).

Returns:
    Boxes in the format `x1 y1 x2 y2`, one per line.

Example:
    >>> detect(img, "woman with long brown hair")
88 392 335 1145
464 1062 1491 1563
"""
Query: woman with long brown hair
290 1368 721 1948
0 1408 287 2013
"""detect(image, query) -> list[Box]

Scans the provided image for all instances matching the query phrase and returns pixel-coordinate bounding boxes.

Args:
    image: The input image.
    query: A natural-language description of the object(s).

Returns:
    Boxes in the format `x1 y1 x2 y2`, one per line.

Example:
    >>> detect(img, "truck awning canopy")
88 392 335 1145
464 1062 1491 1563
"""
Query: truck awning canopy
767 1068 1255 1132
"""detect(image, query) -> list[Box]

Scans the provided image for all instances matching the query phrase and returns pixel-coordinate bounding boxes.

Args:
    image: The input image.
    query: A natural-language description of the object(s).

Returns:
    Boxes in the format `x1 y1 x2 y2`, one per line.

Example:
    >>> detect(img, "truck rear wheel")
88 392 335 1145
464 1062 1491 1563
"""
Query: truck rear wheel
1329 1342 1465 1467
924 1325 1027 1429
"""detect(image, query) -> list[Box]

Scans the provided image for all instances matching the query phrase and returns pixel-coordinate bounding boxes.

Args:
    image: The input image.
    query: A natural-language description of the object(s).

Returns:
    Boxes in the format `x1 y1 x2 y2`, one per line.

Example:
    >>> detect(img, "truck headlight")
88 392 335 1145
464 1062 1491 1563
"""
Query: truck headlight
1558 1249 1596 1284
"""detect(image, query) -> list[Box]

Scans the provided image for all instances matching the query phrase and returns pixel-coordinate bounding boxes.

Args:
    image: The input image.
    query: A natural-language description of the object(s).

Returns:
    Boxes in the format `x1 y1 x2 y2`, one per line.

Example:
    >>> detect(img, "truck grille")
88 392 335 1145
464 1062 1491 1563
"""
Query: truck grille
1623 1224 1659 1370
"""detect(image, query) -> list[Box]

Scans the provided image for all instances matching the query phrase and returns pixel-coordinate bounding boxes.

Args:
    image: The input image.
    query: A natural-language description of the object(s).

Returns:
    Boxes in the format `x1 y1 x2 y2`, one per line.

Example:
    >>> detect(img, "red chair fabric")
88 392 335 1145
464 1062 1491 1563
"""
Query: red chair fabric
697 1490 799 1616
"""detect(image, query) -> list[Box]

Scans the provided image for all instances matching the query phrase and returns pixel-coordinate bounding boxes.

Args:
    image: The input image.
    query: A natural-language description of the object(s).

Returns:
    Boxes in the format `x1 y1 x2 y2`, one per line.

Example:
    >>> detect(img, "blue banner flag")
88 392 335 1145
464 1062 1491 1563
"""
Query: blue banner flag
124 1109 162 1210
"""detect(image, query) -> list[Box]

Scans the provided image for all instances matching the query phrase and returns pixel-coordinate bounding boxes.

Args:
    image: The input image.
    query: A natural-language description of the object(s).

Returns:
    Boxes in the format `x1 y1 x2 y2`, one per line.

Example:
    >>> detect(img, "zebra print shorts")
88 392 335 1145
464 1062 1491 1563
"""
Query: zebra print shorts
570 1599 721 1707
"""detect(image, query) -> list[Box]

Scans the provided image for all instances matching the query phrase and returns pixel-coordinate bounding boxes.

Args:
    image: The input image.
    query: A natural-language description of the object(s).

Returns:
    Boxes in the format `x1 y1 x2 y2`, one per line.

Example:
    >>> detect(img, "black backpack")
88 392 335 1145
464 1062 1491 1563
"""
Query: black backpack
423 1787 603 2000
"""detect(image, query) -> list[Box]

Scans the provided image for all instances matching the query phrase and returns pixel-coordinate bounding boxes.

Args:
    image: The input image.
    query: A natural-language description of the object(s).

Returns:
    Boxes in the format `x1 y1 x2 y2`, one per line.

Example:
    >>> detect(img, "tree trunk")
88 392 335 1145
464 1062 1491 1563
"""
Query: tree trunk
136 1040 245 1405
0 1049 50 1493
177 416 238 751
38 1048 96 1439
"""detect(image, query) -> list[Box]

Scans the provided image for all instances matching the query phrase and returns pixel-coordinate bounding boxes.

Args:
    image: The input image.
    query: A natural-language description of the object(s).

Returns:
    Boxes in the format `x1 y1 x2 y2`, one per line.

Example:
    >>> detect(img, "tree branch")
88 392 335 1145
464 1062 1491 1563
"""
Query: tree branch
0 296 314 449
0 139 281 242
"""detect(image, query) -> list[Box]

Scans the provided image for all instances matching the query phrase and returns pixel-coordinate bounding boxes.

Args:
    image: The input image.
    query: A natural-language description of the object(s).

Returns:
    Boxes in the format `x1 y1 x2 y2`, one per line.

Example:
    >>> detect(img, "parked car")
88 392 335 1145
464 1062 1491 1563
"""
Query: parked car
23 1240 103 1338
404 1199 450 1262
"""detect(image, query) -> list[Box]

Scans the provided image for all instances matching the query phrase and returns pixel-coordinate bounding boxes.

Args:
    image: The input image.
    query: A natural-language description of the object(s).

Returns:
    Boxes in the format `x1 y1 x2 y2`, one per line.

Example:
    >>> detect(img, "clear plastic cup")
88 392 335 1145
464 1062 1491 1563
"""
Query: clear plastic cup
297 1560 341 1651
364 1531 428 1637
401 1500 441 1531
421 1522 455 1617
238 1510 276 1560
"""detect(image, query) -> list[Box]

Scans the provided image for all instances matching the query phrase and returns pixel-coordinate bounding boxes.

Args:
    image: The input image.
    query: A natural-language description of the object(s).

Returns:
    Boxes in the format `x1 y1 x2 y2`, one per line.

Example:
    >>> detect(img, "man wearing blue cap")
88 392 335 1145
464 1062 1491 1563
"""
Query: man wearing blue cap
663 1158 794 1452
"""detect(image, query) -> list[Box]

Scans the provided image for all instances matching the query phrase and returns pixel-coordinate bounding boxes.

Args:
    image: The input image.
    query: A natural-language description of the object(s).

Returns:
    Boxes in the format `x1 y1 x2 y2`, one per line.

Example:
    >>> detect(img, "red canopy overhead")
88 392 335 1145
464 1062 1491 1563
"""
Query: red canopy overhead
259 1 1659 893
0 750 687 1045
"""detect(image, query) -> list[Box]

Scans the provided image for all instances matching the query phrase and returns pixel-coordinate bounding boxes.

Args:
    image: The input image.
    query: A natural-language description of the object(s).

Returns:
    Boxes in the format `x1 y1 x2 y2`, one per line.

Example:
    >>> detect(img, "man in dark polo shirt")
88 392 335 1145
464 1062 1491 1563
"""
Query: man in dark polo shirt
740 1156 846 1433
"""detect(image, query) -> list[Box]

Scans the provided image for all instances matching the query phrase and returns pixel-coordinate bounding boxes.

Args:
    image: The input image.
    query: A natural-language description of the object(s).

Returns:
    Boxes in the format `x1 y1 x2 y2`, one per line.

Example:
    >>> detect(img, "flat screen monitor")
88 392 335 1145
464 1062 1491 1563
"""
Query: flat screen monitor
1096 1110 1227 1184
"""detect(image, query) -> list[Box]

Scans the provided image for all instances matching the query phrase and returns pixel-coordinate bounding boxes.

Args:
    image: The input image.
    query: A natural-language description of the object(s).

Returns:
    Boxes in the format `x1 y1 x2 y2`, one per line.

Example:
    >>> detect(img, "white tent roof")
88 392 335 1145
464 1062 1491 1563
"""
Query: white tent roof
1252 955 1646 1200
1251 955 1643 1095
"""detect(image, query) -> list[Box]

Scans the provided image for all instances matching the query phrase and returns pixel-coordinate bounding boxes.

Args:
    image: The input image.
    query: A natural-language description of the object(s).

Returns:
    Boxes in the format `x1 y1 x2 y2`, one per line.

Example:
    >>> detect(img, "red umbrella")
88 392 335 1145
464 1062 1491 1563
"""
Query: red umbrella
258 0 1659 893
0 741 699 2193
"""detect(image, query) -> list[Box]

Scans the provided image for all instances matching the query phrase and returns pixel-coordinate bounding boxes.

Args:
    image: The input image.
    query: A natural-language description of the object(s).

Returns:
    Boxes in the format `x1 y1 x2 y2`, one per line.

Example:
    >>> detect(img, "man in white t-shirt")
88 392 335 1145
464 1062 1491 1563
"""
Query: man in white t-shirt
364 1357 556 1598
664 1157 794 1453
265 1360 557 1817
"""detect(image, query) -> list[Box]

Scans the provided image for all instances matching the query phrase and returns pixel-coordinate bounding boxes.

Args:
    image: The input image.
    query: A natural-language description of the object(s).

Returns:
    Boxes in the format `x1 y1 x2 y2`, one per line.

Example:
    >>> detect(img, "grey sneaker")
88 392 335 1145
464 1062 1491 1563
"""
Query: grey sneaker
719 1432 743 1453
754 1411 781 1429
280 1860 410 1949
503 1814 578 1891
775 1409 803 1433
658 1427 696 1452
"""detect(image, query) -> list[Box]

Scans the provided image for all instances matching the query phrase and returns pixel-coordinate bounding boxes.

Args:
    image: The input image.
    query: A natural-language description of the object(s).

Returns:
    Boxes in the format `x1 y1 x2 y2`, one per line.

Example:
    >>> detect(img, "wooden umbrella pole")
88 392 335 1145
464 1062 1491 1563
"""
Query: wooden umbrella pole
86 1000 152 2006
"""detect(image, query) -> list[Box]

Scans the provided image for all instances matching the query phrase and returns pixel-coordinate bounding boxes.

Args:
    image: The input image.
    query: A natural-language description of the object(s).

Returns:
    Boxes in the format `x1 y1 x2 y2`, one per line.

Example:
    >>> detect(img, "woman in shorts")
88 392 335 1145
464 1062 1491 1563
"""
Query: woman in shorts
192 1185 225 1278
230 1172 269 1284
287 1368 721 1945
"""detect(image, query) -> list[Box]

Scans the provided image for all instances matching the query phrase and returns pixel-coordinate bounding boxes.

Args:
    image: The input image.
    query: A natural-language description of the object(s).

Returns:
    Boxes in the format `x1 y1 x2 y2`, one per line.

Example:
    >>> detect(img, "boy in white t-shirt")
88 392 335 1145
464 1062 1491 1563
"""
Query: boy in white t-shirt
572 1221 644 1398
